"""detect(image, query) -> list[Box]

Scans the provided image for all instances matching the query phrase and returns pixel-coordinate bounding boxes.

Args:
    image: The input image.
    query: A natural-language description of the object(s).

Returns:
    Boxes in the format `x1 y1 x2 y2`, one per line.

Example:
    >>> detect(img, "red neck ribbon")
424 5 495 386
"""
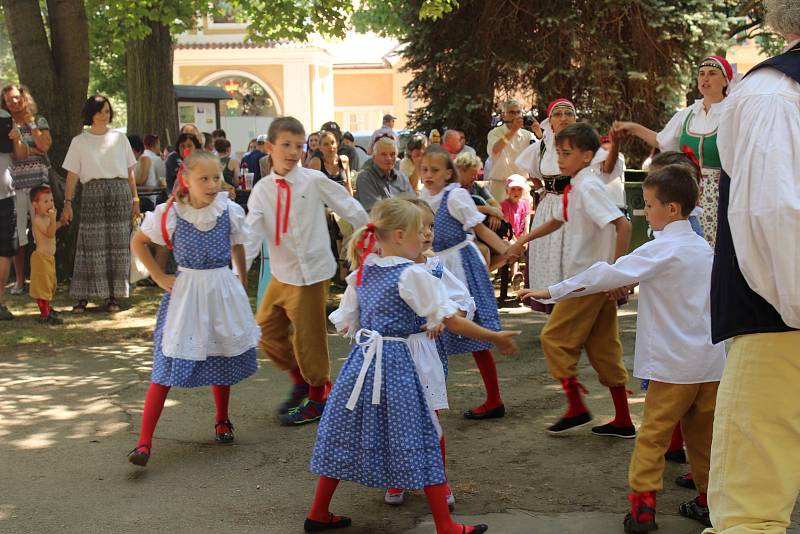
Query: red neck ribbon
562 184 573 222
355 223 376 286
274 178 291 245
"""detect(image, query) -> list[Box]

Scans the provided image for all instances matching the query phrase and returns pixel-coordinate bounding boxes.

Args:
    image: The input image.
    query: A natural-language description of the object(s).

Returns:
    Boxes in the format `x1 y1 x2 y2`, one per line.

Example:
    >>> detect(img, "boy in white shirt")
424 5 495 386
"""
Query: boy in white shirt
521 164 725 531
245 117 369 425
508 123 633 438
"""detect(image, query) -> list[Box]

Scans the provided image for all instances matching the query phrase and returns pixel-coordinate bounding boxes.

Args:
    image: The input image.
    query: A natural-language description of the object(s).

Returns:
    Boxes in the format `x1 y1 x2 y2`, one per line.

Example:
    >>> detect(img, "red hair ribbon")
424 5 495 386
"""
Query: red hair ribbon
562 184 572 222
355 223 376 286
274 178 291 246
681 144 702 177
160 149 194 250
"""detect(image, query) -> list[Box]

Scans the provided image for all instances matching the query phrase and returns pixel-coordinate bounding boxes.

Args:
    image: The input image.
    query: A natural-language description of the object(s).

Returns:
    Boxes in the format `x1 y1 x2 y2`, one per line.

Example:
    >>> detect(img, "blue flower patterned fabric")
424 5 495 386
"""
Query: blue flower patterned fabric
150 209 258 387
310 262 446 489
433 188 501 355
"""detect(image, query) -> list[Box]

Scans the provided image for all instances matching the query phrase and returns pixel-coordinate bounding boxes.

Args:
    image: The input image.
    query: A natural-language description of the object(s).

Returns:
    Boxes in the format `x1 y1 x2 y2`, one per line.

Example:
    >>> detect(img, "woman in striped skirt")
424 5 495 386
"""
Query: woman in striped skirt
60 95 140 312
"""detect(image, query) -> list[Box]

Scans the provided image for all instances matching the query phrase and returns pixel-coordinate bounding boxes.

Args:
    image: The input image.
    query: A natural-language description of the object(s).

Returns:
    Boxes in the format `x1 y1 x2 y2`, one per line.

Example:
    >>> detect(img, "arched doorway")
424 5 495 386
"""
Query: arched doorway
201 72 282 156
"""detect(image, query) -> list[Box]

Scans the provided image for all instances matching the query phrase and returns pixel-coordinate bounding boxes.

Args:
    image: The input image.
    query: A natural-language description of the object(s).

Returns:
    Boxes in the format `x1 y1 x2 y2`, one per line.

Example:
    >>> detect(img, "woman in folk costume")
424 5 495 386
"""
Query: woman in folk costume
614 55 734 248
515 98 624 312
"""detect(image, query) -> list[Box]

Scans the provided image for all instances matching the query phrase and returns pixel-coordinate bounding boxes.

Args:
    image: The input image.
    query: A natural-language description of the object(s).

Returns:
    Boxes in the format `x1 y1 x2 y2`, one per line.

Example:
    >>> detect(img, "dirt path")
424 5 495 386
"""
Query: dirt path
1 298 797 533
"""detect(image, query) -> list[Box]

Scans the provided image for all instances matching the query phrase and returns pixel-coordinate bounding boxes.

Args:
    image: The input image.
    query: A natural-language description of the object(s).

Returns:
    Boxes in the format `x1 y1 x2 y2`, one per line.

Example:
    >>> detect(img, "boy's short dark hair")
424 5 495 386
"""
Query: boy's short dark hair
81 95 114 126
214 138 231 153
268 116 306 143
212 128 226 139
127 134 144 154
143 134 159 148
554 122 600 154
342 131 354 142
649 150 699 181
643 164 699 217
29 184 51 202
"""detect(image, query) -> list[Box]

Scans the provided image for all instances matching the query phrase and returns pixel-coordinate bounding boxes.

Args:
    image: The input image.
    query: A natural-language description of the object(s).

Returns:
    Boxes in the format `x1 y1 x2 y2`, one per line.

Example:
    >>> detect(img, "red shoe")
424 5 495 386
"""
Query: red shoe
623 492 658 533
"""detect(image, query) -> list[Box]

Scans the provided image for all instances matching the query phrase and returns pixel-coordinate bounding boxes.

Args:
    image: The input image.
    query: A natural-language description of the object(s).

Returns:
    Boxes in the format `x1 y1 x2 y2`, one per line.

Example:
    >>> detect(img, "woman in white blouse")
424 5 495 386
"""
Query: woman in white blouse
60 95 139 312
614 55 734 248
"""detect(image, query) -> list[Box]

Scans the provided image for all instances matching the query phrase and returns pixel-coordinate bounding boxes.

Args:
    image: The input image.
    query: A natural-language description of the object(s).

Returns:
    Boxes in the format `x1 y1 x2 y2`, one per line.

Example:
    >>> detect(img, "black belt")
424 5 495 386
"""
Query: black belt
542 176 571 194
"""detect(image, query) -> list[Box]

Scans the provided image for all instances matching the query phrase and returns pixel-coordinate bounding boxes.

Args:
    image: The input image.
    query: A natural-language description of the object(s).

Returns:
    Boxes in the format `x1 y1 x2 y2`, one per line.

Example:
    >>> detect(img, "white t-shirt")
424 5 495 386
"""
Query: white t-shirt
486 125 535 182
553 167 622 278
63 130 136 183
143 149 166 184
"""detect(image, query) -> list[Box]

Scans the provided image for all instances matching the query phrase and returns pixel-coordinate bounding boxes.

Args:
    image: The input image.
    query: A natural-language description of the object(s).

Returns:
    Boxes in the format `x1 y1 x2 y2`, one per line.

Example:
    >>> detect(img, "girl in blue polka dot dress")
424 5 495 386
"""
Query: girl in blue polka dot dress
420 146 512 421
127 151 260 467
304 198 519 534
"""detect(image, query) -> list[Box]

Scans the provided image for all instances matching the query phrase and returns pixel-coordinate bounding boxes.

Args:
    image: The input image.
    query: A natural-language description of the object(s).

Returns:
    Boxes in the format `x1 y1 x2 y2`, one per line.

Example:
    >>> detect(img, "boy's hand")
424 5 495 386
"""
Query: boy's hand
507 241 525 261
606 284 637 301
518 287 551 301
493 330 521 355
425 323 445 339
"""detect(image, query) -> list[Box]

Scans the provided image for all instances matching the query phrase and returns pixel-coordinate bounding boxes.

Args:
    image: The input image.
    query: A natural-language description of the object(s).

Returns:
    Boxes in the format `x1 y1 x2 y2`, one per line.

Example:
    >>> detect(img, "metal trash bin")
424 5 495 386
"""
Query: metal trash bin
624 171 652 252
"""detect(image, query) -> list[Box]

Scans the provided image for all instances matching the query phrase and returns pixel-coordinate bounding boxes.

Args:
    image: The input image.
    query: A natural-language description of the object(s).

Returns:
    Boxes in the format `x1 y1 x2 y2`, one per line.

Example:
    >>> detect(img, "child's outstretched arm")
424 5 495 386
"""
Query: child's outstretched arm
231 244 247 289
442 314 520 355
131 231 175 292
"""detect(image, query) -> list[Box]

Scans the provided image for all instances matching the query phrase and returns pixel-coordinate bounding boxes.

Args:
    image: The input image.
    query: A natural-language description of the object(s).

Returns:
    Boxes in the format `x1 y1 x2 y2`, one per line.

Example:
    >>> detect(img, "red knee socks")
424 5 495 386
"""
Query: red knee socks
629 491 657 522
308 476 344 522
668 424 684 453
289 367 306 386
562 377 589 417
697 492 707 506
137 383 170 448
212 385 230 426
470 350 503 413
36 299 50 317
609 386 633 427
425 483 480 534
308 381 330 403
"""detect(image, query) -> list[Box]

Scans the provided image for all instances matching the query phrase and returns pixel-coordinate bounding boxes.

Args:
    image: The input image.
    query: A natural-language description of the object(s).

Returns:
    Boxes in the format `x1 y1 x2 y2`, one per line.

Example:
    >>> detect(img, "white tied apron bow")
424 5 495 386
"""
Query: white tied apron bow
346 329 408 411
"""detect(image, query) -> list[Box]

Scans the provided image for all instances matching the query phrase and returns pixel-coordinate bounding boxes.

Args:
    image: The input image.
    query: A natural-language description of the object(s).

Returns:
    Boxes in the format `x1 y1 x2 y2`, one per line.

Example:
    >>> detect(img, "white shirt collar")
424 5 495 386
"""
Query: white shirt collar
570 165 597 184
658 219 693 237
420 182 458 203
691 98 724 117
174 192 228 226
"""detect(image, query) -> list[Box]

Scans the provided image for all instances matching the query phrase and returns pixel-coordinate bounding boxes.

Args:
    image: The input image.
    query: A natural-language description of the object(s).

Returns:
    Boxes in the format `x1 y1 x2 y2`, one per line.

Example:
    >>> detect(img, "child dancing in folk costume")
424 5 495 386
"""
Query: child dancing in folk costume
419 146 512 421
508 123 633 437
521 165 725 530
306 198 519 533
514 98 624 313
28 185 64 325
127 150 260 467
245 117 369 426
380 198 476 508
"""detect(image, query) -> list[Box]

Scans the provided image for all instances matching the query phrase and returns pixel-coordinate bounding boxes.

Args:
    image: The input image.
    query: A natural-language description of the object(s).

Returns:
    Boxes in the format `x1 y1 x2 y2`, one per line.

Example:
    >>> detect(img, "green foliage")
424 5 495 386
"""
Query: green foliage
0 7 18 85
373 0 759 163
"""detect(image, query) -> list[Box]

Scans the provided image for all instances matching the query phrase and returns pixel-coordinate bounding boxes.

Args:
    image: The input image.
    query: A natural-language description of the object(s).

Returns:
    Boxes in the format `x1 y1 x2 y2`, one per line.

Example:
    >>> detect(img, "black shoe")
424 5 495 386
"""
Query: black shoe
547 412 592 434
463 404 505 420
304 513 352 532
278 399 325 426
678 497 711 527
276 383 310 414
127 444 150 466
38 314 64 325
675 473 696 490
623 512 658 533
665 449 687 463
215 419 235 443
0 304 13 320
591 422 637 439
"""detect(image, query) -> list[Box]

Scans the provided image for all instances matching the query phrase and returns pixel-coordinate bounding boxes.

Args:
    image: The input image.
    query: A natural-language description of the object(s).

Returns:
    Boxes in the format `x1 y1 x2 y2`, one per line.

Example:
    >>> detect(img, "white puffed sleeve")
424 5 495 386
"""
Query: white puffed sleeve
227 200 252 246
139 202 176 246
399 265 460 329
446 186 486 231
514 141 542 179
439 264 476 320
655 106 690 152
328 272 360 336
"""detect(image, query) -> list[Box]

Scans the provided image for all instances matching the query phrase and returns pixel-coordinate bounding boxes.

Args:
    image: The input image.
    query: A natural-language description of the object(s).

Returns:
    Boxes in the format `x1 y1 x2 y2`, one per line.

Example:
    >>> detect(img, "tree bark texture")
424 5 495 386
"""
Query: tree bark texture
126 19 177 147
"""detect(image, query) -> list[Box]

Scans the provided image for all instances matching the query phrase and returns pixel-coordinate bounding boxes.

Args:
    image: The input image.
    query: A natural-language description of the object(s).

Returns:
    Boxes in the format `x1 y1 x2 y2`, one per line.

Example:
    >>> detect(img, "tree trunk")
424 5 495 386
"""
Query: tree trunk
2 0 89 278
126 19 178 147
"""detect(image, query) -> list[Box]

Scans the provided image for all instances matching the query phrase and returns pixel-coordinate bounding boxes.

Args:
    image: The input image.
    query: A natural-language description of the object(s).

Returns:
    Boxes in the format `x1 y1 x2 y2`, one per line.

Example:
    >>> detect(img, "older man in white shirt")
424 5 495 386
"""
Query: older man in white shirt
705 2 800 532
485 99 535 201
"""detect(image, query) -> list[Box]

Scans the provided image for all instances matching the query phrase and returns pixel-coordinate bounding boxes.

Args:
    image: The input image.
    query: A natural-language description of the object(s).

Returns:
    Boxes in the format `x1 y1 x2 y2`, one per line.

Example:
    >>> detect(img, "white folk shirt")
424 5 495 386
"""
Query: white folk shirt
656 99 724 152
62 130 136 183
717 50 800 328
485 124 535 183
552 167 622 278
245 166 369 286
549 220 726 383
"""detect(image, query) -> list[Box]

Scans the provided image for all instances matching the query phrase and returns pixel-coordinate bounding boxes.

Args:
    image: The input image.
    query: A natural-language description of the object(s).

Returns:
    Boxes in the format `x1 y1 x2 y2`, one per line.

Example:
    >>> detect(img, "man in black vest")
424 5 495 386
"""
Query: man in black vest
706 1 800 531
